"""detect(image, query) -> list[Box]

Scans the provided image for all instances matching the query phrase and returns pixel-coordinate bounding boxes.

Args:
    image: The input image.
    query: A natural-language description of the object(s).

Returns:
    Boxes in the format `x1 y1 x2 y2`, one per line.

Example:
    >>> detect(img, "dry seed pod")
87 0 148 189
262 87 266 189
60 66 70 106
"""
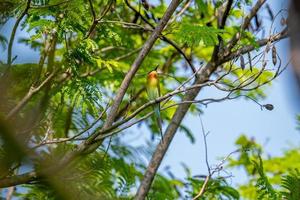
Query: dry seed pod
266 44 271 53
266 4 274 20
262 60 267 67
272 45 277 65
264 104 274 111
280 17 287 26
254 14 261 30
240 55 245 70
247 52 252 72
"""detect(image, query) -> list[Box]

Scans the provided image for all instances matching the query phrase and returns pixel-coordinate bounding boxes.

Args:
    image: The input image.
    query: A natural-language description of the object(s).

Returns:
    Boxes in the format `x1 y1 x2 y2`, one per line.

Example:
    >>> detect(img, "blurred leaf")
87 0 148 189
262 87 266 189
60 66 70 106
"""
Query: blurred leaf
175 23 224 47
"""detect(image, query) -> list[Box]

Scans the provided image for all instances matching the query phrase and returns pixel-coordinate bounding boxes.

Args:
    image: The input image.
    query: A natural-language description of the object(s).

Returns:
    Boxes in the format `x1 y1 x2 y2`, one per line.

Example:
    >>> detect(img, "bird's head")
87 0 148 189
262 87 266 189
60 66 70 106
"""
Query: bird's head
148 70 158 80
147 65 159 79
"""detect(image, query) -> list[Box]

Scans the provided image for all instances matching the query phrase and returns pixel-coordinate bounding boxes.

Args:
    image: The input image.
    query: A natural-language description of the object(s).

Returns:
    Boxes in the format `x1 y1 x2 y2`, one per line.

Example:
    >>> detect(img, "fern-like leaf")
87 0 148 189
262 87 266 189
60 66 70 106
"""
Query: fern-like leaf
176 23 224 47
281 169 300 200
252 155 279 200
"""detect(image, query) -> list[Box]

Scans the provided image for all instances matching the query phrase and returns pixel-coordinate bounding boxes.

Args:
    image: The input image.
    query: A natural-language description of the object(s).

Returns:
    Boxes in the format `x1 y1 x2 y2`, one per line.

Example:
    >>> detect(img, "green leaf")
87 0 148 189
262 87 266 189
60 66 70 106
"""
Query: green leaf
281 169 300 200
175 23 225 47
0 34 7 49
195 0 208 14
252 155 280 200
28 18 54 32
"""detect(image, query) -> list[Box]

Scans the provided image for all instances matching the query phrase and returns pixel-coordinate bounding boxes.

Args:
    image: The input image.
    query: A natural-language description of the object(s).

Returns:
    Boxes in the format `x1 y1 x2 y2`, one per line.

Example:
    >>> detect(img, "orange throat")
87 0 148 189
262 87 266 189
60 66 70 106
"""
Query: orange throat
147 71 158 86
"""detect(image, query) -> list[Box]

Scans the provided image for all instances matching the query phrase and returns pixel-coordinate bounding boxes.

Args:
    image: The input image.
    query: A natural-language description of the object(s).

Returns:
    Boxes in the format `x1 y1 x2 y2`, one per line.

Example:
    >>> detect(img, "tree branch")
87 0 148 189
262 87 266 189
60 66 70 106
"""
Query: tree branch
224 0 266 54
0 171 37 188
222 27 288 63
6 186 15 200
193 149 240 199
85 0 114 39
6 71 56 120
6 0 31 69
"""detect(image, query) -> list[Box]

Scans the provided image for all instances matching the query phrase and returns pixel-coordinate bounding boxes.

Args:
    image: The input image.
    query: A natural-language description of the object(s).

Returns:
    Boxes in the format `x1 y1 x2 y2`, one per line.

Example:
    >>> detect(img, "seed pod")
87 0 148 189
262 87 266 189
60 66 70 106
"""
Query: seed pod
254 14 261 30
264 104 274 111
262 60 267 68
272 45 277 65
280 17 287 26
266 44 271 53
247 52 252 72
240 55 245 70
266 4 274 21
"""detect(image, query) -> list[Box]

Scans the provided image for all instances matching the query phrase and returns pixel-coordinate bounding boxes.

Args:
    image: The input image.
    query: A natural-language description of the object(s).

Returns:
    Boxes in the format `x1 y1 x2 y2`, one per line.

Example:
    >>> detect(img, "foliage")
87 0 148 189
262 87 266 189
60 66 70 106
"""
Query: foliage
185 176 240 200
229 135 300 200
281 169 300 200
175 23 225 47
252 156 279 200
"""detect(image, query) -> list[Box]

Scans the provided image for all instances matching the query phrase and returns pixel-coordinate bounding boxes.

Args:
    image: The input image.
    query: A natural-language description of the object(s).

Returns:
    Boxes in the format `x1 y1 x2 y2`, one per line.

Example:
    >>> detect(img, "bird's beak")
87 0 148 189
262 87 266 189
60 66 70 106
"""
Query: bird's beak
154 65 159 71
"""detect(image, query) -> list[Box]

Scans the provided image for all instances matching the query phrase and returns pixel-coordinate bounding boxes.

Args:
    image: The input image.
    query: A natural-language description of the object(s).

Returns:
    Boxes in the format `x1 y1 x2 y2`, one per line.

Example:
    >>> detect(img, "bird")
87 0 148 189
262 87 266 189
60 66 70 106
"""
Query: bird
146 66 163 142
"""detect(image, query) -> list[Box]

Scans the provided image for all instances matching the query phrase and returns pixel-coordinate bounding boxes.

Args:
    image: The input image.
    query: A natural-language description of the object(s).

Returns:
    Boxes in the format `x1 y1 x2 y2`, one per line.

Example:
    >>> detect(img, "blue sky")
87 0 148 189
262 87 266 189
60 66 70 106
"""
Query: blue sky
1 0 299 193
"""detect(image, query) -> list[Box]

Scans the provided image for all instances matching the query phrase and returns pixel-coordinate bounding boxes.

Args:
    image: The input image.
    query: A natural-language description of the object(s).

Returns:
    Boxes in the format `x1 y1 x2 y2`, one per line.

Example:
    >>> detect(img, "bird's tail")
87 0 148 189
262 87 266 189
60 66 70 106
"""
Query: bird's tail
153 103 163 142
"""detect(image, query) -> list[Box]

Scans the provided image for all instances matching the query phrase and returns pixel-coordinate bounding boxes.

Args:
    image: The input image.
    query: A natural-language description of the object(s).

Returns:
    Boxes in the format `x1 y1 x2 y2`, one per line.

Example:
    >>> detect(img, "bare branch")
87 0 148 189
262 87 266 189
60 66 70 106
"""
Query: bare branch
30 0 70 8
85 0 114 39
219 0 234 29
33 101 110 148
200 116 210 175
225 0 267 54
6 186 15 200
222 27 288 63
193 149 240 199
0 171 37 188
6 71 57 120
168 0 192 24
6 0 31 70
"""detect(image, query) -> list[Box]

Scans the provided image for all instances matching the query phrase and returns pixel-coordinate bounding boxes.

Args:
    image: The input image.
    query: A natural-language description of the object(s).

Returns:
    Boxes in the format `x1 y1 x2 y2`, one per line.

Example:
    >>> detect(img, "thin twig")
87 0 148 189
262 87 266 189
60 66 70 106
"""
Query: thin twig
168 0 192 24
192 149 240 200
224 0 267 55
6 0 31 69
85 0 114 39
192 175 210 200
6 71 57 120
30 0 70 8
200 116 210 175
6 186 15 200
33 101 110 148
